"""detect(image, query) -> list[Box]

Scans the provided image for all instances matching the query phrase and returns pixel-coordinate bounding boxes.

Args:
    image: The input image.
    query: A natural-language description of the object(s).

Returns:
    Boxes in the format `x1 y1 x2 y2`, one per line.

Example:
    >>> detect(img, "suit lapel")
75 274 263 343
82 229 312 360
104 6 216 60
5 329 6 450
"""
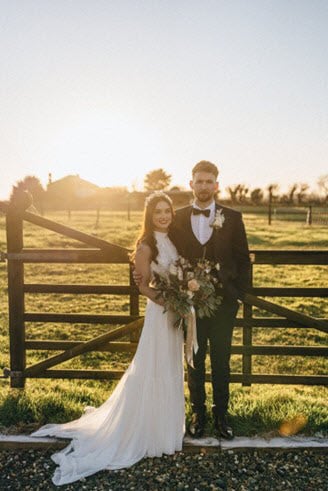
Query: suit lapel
211 203 227 259
183 203 225 247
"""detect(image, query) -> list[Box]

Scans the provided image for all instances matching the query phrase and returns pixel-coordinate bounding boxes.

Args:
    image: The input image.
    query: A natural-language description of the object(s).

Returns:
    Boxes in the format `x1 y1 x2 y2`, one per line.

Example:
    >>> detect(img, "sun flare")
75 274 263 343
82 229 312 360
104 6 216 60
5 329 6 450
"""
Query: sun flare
48 113 164 190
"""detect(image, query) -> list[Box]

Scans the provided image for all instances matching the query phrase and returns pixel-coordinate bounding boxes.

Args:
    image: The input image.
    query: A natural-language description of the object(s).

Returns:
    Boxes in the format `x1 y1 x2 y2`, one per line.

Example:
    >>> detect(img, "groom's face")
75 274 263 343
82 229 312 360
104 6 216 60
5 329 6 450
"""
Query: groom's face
190 171 218 205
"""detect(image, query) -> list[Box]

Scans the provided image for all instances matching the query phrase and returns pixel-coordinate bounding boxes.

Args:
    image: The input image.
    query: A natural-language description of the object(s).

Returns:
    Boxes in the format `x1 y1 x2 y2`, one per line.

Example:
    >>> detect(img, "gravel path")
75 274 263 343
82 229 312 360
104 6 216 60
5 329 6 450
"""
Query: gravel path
0 448 326 490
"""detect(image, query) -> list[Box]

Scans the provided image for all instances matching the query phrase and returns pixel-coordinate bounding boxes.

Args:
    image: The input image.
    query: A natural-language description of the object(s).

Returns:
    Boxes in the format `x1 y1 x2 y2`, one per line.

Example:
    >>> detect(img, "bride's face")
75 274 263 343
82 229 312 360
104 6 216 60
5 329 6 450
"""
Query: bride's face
152 200 173 232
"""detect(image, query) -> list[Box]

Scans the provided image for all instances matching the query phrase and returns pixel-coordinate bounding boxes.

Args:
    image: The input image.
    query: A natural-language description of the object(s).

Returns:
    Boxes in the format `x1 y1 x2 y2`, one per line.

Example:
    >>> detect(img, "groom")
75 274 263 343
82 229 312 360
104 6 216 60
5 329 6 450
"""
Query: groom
171 161 250 440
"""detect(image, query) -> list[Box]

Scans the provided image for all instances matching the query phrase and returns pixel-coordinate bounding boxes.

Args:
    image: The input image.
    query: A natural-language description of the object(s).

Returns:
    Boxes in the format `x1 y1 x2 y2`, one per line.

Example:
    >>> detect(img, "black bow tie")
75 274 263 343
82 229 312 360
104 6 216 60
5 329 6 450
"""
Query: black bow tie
192 207 211 217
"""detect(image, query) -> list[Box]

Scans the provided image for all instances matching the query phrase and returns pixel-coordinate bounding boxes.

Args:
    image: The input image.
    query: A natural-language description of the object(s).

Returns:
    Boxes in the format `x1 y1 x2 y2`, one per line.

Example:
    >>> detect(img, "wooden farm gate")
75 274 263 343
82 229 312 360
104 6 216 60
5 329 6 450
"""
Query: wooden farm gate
0 197 327 388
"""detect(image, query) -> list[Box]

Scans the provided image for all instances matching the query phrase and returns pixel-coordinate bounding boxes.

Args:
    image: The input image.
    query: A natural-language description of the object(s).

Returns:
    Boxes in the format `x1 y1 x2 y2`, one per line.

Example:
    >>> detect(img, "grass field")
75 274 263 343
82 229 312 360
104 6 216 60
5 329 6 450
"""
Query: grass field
0 210 327 436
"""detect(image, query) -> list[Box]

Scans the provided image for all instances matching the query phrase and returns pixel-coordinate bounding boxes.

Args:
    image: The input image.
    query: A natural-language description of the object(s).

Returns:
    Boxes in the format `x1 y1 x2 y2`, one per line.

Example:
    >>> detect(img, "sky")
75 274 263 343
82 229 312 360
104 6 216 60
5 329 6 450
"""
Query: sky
1 0 327 199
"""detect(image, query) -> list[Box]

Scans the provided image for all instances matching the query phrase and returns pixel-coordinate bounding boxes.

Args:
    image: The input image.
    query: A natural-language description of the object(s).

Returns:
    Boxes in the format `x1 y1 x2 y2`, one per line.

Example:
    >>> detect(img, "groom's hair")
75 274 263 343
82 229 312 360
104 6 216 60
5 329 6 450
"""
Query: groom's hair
192 160 219 179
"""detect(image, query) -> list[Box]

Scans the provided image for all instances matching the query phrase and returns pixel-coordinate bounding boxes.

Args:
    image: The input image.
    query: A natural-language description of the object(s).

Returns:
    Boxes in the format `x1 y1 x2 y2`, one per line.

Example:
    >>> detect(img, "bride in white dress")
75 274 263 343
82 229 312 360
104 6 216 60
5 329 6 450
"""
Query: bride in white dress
31 192 185 486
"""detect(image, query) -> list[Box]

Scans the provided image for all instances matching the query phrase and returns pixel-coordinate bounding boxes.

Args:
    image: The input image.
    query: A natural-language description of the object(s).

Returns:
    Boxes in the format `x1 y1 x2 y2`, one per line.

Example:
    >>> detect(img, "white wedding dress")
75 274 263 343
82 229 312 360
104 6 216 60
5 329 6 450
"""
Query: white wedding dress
31 231 184 486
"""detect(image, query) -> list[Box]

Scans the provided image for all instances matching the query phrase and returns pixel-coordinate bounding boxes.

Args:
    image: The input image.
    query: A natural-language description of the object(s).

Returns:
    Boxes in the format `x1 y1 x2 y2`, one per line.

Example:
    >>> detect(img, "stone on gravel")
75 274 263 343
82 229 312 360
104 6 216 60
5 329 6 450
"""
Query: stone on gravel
0 448 326 490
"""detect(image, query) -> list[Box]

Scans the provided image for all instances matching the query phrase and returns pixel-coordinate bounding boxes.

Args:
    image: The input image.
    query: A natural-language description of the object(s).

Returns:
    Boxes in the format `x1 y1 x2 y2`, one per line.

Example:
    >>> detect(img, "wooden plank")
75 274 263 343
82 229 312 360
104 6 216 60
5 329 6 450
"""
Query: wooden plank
15 370 327 386
22 313 328 328
24 284 136 294
22 210 130 256
6 211 25 388
30 369 126 380
7 249 129 263
22 283 328 297
244 293 328 333
249 317 328 328
8 248 328 266
234 345 328 356
242 264 253 386
0 439 69 451
241 374 328 385
251 250 328 265
22 211 123 250
25 340 138 352
25 341 328 357
24 313 141 324
23 318 144 377
251 287 328 297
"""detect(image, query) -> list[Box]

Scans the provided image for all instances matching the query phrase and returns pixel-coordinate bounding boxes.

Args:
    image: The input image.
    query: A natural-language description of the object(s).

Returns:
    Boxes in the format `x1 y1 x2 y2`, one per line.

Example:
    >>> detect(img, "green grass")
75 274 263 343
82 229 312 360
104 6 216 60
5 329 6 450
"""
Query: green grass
0 210 327 436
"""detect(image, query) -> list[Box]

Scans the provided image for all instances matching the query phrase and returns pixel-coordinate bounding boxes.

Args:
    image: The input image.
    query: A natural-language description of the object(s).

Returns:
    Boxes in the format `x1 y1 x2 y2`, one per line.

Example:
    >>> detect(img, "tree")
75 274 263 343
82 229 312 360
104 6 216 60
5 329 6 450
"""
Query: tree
144 168 171 191
280 183 309 205
11 175 45 211
250 188 264 205
267 184 279 203
236 184 249 203
318 174 328 202
287 184 298 204
296 183 309 205
226 184 249 204
226 185 240 204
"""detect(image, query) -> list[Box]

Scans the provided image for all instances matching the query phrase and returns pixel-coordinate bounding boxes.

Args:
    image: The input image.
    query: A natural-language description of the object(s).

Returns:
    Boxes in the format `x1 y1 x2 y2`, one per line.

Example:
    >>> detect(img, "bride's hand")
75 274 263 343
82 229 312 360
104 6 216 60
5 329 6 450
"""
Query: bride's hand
132 269 143 286
156 296 165 307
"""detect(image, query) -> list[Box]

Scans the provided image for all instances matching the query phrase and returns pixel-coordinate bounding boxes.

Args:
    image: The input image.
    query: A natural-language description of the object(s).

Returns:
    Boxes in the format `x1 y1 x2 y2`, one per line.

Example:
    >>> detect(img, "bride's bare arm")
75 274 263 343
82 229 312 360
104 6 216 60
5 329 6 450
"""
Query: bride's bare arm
134 244 165 306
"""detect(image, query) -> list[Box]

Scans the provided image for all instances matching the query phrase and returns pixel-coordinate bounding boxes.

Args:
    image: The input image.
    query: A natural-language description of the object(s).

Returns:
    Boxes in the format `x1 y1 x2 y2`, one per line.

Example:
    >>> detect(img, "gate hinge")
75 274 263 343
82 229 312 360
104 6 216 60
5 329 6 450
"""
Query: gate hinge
2 368 23 378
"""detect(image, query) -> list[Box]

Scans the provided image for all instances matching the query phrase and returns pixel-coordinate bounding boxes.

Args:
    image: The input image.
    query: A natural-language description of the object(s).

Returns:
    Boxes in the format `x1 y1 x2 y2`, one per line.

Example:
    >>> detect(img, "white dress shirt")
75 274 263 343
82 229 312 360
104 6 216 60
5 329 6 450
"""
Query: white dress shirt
191 200 216 245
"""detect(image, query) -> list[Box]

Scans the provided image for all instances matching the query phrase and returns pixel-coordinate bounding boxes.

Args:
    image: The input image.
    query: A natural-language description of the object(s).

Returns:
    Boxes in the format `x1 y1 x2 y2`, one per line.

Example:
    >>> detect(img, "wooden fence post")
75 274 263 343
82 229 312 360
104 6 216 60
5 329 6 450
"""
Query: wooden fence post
6 208 25 388
306 205 312 225
242 263 253 386
268 192 272 225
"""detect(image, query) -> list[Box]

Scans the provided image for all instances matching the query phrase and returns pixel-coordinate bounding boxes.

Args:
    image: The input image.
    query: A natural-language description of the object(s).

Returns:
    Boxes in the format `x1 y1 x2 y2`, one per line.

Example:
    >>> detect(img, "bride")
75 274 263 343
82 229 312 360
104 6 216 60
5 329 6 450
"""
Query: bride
31 192 185 486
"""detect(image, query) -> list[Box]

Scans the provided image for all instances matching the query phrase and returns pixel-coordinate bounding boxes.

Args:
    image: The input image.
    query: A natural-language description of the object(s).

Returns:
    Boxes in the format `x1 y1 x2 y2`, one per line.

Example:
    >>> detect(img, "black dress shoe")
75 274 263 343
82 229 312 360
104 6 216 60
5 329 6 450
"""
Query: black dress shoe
187 412 206 438
214 415 234 440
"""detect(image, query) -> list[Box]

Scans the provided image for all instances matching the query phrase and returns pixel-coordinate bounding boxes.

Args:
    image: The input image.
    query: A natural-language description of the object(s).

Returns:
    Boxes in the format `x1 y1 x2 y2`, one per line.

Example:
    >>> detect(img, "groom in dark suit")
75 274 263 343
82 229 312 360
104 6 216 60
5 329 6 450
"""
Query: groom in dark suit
172 161 250 440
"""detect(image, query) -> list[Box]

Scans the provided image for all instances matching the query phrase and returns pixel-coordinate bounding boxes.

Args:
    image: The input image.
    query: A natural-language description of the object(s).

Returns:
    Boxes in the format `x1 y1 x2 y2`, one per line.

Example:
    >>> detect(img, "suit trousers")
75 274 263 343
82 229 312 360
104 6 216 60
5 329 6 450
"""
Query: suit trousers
187 300 239 417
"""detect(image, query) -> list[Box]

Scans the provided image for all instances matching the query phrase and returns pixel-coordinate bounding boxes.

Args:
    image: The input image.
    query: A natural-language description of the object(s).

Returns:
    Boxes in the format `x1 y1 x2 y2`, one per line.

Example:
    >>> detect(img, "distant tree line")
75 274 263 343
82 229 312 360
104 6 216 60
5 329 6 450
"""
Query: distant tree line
226 181 327 206
5 170 328 213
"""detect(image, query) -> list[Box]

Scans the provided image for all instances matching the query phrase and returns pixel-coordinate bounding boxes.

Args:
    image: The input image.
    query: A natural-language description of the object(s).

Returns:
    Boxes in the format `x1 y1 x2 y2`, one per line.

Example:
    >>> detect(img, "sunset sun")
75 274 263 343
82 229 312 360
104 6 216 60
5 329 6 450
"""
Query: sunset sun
48 112 164 189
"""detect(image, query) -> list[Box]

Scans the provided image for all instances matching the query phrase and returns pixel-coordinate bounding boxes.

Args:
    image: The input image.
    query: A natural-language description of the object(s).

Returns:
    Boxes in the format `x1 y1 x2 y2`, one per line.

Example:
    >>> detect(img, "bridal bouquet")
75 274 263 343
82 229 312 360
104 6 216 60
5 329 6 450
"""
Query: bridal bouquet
153 256 222 367
153 256 222 325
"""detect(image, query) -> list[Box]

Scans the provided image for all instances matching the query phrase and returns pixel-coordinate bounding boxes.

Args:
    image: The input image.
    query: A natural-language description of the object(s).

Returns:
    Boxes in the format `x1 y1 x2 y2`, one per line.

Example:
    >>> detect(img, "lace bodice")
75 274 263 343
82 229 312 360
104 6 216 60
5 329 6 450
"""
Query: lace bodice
151 231 179 275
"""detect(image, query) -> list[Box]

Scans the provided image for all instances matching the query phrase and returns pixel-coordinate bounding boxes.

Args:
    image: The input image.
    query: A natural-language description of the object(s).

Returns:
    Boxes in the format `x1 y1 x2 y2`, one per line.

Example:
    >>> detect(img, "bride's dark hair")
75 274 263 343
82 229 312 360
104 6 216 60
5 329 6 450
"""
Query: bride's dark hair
130 192 175 264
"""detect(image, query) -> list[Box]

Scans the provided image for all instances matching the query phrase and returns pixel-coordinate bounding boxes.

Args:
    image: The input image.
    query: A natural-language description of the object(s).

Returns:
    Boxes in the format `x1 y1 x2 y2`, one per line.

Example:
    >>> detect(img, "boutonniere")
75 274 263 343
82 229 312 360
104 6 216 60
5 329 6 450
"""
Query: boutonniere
210 209 225 230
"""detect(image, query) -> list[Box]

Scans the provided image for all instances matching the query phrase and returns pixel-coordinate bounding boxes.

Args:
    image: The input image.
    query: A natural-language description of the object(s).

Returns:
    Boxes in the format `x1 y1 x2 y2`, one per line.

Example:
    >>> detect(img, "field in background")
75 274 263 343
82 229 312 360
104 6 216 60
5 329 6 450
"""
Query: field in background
0 210 327 435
